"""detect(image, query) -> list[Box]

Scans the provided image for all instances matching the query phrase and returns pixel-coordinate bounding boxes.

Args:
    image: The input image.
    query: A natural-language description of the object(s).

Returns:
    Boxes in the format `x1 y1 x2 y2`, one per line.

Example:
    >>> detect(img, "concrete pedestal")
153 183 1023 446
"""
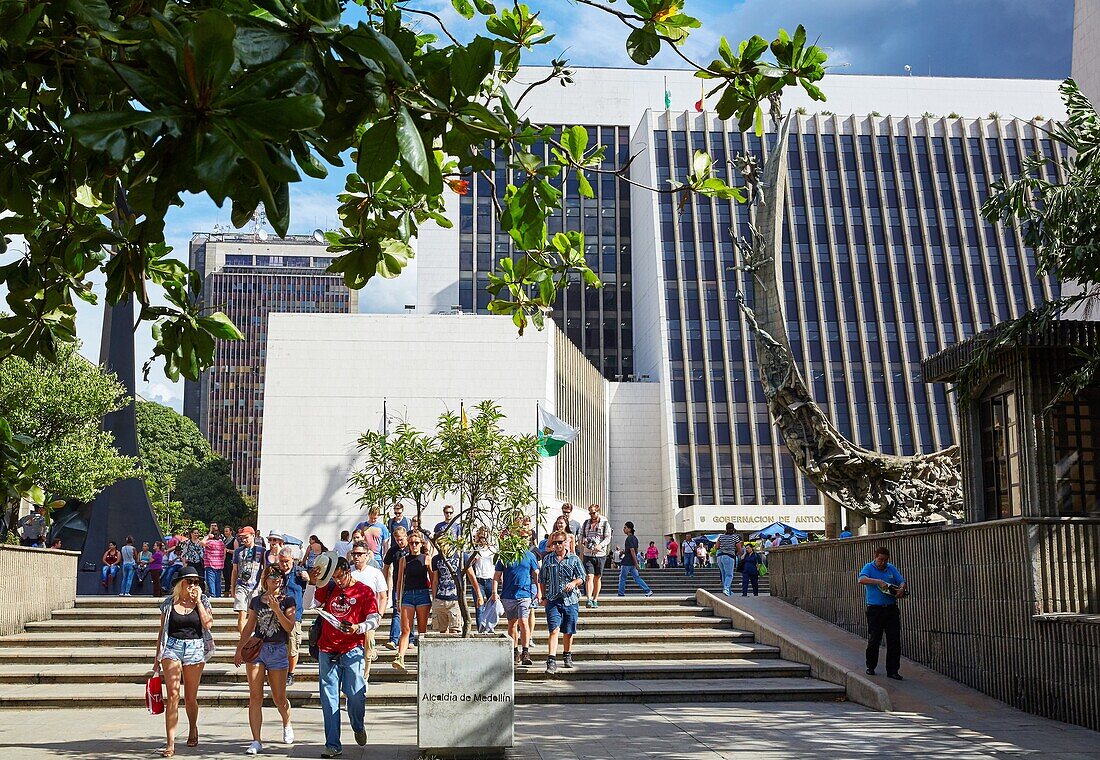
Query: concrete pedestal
417 633 514 757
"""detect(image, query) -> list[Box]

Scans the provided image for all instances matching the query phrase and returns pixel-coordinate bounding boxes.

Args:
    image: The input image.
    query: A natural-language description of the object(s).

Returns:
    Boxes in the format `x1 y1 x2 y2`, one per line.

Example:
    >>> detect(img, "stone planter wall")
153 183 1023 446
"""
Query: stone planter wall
0 545 78 636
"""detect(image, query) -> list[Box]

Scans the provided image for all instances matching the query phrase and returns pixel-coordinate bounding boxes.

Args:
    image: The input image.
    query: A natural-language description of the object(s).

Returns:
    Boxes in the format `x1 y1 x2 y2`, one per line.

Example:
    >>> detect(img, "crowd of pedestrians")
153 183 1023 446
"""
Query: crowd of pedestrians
140 501 680 755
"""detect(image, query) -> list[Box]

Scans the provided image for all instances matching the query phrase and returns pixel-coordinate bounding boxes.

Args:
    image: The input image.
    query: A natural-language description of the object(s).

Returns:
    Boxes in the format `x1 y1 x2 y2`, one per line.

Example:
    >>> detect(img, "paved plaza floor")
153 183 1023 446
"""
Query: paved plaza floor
2 701 1098 759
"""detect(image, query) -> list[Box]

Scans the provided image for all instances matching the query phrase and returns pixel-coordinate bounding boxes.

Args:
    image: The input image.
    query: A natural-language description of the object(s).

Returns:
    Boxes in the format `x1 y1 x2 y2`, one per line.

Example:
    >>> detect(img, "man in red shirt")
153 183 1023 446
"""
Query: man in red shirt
311 555 380 758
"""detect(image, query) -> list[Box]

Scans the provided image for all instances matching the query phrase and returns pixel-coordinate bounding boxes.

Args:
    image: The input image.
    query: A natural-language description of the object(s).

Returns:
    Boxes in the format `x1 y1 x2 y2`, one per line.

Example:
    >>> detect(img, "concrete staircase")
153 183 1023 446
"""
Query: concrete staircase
0 570 824 709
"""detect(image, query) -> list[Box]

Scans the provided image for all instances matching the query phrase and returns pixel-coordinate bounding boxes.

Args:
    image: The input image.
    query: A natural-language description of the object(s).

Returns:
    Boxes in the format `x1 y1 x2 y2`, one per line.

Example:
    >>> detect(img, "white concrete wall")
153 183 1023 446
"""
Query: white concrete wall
505 68 1064 125
1074 0 1100 107
415 190 461 313
608 381 672 549
258 313 556 544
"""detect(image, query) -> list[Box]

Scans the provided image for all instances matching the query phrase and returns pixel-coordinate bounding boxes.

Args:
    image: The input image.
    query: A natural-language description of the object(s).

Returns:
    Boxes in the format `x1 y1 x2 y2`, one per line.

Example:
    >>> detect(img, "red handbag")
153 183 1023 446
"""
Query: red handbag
146 672 164 715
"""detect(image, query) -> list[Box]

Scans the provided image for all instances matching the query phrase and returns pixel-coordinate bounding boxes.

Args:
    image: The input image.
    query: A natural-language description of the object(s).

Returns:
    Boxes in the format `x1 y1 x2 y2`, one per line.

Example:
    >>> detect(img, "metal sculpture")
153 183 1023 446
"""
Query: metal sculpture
733 115 962 522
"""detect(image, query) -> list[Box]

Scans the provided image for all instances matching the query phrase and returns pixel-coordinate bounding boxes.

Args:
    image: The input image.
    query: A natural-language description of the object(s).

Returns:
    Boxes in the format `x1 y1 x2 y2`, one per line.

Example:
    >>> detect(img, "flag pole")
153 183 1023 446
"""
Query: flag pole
535 401 541 543
383 397 387 436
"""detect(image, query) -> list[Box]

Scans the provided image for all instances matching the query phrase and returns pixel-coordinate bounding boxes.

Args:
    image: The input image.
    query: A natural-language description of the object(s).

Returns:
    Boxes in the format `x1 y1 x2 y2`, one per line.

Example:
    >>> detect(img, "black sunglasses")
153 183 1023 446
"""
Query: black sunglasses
551 540 565 546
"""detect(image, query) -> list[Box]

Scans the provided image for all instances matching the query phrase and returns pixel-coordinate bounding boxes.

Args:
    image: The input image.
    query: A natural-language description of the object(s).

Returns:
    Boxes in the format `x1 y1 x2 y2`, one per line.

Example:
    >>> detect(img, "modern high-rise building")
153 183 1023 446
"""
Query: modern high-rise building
412 68 1065 535
183 233 359 497
1073 0 1100 105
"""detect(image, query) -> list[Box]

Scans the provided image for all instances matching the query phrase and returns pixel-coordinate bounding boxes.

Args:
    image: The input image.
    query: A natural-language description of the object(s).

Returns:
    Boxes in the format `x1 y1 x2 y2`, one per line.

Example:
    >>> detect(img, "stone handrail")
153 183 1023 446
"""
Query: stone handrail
0 545 79 636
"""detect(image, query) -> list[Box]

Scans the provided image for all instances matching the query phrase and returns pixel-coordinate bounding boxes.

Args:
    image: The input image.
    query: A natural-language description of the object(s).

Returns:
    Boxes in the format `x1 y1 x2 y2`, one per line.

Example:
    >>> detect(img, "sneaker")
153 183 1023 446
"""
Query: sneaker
616 593 625 597
245 740 262 755
645 591 653 598
562 652 573 669
545 657 557 675
887 673 904 681
283 725 294 745
514 647 521 665
354 728 367 746
320 747 342 758
865 668 875 675
520 649 532 666
592 599 599 608
285 672 295 687
368 648 378 662
384 641 398 650
391 657 407 674
585 599 594 608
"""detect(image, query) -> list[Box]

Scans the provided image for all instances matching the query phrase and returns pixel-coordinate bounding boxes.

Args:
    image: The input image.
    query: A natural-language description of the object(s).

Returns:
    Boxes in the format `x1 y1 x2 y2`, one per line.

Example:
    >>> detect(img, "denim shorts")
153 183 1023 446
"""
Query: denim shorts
402 588 432 608
255 641 289 671
162 636 205 666
544 598 579 634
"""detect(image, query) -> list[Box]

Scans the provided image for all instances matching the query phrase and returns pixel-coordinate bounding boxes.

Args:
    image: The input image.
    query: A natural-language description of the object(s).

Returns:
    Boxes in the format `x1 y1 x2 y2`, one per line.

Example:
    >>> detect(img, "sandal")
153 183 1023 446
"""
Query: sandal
159 747 175 757
186 732 198 747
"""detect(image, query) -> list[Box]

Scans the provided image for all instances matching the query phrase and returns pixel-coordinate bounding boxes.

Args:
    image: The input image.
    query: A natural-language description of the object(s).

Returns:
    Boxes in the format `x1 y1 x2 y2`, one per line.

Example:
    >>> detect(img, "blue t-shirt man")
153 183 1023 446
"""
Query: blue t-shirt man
495 550 539 600
858 560 905 605
282 564 307 623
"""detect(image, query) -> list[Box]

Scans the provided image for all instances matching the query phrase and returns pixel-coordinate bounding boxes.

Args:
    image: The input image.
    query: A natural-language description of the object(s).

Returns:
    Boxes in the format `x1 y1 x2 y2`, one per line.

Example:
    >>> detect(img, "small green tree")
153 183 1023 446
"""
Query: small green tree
348 401 540 635
0 343 137 530
350 422 443 524
434 401 540 635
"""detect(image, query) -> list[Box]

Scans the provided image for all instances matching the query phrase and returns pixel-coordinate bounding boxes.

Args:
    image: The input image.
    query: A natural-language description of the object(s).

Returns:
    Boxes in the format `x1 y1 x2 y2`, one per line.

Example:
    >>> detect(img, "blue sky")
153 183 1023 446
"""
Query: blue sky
69 0 1074 410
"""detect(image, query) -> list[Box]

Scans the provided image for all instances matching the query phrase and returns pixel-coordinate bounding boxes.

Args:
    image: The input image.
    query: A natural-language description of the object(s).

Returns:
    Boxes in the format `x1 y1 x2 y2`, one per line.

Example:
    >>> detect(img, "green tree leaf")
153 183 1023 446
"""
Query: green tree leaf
626 28 661 65
357 118 400 182
396 106 430 182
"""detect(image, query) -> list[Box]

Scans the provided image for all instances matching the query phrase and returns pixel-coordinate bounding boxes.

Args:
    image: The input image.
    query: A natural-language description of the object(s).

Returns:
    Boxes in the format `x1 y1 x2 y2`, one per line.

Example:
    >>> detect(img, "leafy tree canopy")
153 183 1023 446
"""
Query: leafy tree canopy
0 0 826 381
135 400 212 480
175 456 255 529
0 342 137 515
974 78 1100 395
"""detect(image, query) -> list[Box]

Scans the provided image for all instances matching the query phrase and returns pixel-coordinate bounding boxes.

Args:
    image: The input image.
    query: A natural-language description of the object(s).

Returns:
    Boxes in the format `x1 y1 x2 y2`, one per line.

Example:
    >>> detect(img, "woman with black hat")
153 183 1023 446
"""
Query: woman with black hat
152 565 215 757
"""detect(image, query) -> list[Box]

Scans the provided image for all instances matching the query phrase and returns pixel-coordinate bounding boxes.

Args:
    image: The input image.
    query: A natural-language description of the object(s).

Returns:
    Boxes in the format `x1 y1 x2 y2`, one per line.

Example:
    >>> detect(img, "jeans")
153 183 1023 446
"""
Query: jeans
617 565 651 595
160 565 180 588
667 556 678 568
317 646 366 752
684 553 695 577
866 604 902 675
741 571 759 596
717 554 736 595
389 587 402 645
120 563 136 594
100 564 119 588
474 578 494 631
203 567 223 598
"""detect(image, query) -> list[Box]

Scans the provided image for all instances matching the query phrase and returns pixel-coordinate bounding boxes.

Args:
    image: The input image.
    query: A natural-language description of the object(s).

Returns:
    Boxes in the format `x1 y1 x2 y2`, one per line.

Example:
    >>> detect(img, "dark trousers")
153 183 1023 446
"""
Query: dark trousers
866 604 901 675
741 572 759 596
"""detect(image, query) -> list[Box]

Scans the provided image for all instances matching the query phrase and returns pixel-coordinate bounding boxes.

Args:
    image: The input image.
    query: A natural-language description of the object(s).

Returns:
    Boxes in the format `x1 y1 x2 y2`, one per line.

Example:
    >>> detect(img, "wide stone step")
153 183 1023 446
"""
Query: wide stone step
0 658 808 685
72 594 700 607
0 641 780 666
52 604 719 620
0 677 844 708
0 628 754 648
27 614 727 633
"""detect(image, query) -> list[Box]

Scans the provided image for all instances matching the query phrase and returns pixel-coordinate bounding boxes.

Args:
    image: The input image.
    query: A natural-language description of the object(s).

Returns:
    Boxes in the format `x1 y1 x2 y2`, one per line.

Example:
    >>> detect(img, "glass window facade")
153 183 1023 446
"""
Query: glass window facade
653 116 1059 506
458 125 633 380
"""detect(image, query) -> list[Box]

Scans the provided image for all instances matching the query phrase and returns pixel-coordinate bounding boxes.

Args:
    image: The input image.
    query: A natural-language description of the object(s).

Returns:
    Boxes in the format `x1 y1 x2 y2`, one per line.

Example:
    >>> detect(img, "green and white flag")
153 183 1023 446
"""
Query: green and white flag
537 407 578 457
